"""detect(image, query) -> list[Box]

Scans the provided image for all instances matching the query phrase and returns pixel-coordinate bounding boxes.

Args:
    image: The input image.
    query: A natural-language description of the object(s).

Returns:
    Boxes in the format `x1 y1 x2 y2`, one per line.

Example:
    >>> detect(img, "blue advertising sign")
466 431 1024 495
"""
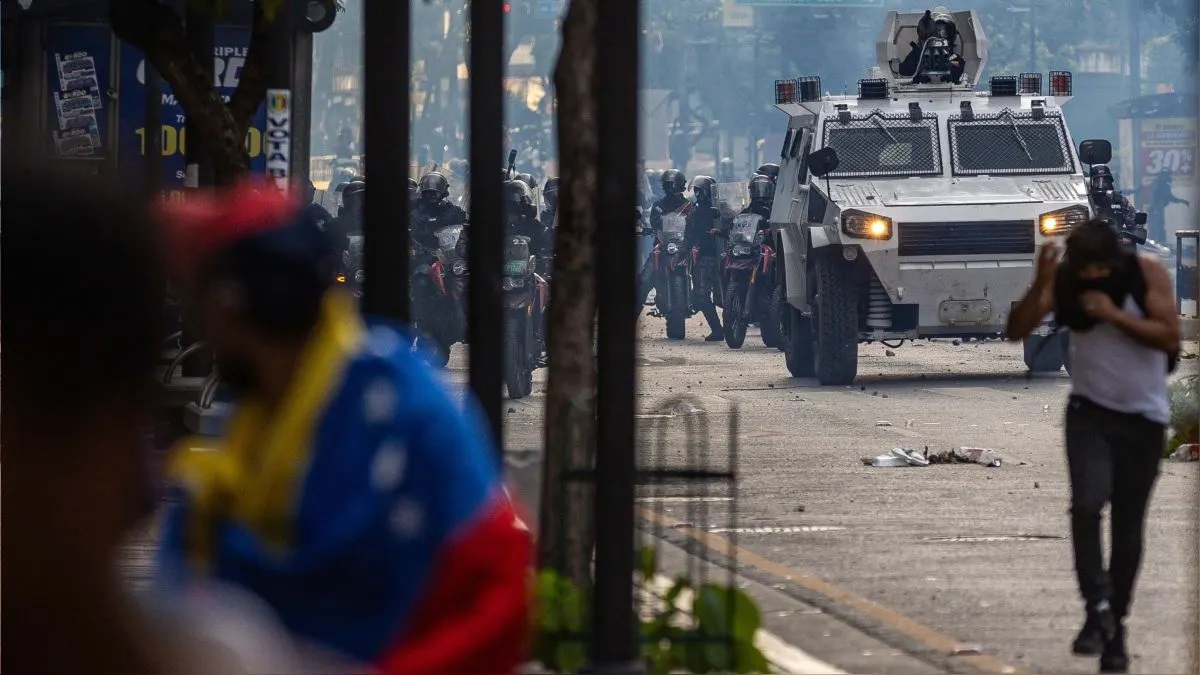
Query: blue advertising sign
45 24 112 158
118 27 267 189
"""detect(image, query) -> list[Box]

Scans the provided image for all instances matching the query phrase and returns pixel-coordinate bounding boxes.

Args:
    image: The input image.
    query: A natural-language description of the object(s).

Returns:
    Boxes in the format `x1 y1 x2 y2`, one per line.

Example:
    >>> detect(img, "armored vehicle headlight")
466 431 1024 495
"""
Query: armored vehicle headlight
842 210 893 240
1039 205 1089 236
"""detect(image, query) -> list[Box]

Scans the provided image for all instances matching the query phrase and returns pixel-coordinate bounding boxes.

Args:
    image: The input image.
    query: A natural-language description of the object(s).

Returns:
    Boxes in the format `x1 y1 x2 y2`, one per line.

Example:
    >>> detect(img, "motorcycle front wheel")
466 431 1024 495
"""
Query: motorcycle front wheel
666 273 688 340
504 316 533 399
723 280 748 349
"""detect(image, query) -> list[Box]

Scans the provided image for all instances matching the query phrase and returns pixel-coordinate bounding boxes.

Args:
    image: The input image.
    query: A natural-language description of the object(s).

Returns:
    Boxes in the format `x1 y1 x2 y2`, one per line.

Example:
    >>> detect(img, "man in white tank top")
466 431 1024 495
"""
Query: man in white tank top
1008 220 1180 674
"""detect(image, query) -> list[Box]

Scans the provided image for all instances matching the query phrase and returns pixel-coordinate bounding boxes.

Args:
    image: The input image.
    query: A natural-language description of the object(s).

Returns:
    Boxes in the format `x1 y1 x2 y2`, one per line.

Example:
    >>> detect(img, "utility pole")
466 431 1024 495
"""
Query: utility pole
1129 0 1142 199
265 0 295 192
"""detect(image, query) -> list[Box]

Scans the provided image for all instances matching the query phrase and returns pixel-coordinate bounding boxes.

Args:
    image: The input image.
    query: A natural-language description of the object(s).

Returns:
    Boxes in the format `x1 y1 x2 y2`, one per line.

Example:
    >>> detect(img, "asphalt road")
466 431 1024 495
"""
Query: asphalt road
120 314 1197 674
478 314 1199 674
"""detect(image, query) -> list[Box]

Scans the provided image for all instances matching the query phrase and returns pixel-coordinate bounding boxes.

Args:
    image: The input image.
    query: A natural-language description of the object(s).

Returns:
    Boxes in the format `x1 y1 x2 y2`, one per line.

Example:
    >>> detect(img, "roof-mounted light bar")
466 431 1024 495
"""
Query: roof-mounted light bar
798 76 822 103
1018 72 1043 95
989 75 1018 97
775 79 799 104
858 78 889 100
1049 71 1073 97
959 100 974 121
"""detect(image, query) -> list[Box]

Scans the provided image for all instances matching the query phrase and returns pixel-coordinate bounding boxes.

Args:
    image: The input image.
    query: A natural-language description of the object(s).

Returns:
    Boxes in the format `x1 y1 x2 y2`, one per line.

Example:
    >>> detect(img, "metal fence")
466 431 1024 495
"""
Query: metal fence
538 396 744 673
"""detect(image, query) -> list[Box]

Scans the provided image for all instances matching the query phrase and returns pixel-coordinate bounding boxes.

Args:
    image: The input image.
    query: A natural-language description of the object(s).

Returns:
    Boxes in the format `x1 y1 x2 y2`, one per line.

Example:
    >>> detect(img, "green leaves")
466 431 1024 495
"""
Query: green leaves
533 565 769 674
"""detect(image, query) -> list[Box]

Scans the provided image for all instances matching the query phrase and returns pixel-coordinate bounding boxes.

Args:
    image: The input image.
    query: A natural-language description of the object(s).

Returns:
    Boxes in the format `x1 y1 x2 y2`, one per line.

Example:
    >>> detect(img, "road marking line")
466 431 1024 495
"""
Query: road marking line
639 507 1023 675
648 575 845 675
709 526 847 534
636 496 734 503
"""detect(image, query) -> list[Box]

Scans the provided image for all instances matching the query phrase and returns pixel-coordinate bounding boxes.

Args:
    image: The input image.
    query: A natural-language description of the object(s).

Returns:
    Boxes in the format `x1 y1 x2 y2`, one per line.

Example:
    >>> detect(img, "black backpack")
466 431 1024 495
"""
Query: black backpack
1052 253 1178 373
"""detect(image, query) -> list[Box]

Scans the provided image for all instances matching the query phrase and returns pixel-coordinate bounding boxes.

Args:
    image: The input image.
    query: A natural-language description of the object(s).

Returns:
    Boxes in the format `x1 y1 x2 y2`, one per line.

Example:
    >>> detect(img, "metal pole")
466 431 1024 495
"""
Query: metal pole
291 24 314 187
266 1 294 192
144 60 162 198
1128 0 1142 200
467 0 505 453
184 3 214 188
592 0 641 666
362 0 410 321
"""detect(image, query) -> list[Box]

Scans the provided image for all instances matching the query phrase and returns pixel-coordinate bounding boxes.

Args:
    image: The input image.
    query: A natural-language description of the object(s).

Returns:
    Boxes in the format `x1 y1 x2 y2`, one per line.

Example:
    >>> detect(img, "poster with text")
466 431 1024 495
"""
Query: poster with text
45 25 111 157
118 27 267 193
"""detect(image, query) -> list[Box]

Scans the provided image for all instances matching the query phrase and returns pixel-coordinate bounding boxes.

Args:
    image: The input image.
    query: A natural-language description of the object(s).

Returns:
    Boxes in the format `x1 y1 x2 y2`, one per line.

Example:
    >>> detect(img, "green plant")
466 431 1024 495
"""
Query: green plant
1166 374 1200 456
532 548 769 674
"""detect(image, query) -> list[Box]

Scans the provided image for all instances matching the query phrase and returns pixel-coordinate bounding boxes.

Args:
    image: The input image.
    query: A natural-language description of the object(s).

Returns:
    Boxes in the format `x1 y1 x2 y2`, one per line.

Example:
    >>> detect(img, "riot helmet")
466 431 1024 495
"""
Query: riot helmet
408 177 419 197
918 7 957 46
515 173 537 191
504 180 536 220
749 174 774 206
690 176 717 205
418 171 450 206
543 177 560 209
661 169 687 195
1089 165 1114 195
755 163 780 184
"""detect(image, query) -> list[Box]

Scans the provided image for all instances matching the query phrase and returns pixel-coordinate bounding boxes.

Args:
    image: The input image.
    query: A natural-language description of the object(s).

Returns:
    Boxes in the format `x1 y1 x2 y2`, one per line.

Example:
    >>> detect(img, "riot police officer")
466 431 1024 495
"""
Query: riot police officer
1088 165 1138 235
637 169 690 317
305 179 334 233
504 180 552 274
408 178 419 211
541 177 559 229
412 172 467 251
686 175 725 341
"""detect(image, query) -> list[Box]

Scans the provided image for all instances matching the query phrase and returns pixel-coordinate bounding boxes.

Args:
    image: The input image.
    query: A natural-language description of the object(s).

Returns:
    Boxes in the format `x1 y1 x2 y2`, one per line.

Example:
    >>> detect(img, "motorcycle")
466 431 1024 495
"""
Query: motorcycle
502 234 548 399
721 214 779 349
410 232 462 367
1100 198 1171 257
650 210 695 340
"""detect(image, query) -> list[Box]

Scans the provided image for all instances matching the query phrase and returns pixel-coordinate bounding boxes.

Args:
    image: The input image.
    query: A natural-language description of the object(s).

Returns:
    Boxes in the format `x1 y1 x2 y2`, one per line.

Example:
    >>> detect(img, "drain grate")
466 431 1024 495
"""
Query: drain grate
924 534 1065 543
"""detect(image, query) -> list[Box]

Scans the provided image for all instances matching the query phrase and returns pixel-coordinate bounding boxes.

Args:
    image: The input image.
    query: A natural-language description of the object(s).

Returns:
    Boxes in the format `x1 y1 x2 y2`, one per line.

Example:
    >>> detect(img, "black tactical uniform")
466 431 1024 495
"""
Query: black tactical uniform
411 172 468 251
504 181 552 274
686 175 725 341
637 170 690 316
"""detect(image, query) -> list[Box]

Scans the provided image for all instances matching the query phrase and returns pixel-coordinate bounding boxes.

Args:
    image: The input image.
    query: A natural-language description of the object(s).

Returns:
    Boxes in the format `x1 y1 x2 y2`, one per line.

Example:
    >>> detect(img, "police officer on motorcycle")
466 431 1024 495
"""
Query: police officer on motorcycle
636 170 690 317
686 176 725 342
504 180 552 275
412 172 468 250
1088 165 1139 235
744 174 775 219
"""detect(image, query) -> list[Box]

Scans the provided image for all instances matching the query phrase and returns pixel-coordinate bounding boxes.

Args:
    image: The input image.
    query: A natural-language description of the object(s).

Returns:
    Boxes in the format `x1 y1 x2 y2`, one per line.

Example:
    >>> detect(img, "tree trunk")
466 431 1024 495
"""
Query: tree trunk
538 0 599 587
111 0 270 185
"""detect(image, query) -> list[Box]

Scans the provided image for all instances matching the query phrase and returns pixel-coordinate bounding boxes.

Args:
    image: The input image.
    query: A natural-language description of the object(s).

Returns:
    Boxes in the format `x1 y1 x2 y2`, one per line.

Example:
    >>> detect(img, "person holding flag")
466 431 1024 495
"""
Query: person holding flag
155 183 531 674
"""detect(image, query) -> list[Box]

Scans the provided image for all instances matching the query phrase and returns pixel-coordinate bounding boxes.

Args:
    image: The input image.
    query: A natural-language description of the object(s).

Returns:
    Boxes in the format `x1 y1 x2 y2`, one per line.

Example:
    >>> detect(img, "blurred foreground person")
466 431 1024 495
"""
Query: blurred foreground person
3 167 170 674
158 184 531 674
1008 221 1178 673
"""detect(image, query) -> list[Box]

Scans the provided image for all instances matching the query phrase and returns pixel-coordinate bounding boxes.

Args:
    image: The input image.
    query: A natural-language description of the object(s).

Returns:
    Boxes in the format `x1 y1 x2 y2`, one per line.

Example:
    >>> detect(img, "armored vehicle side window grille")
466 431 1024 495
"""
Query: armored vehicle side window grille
948 110 1074 176
821 112 941 178
797 134 812 182
781 129 794 159
789 129 805 159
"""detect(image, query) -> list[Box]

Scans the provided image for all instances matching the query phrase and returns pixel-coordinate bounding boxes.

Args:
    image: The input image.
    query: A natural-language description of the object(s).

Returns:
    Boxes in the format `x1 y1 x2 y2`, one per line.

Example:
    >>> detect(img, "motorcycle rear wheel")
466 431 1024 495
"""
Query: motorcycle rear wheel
504 318 533 399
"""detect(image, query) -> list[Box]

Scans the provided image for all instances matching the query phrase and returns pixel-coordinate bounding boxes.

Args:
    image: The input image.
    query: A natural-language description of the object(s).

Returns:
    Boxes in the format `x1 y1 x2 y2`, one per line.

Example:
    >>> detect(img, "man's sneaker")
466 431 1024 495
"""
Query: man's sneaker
1100 624 1128 673
705 332 724 342
1073 601 1116 656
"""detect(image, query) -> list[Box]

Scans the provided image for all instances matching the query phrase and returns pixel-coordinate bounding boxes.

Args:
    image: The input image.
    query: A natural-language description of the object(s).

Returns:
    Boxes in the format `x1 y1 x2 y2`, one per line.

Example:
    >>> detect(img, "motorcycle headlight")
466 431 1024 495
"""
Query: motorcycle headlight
502 277 525 291
732 244 752 257
1040 205 1089 236
336 274 346 284
452 259 467 275
666 242 679 254
841 210 893 240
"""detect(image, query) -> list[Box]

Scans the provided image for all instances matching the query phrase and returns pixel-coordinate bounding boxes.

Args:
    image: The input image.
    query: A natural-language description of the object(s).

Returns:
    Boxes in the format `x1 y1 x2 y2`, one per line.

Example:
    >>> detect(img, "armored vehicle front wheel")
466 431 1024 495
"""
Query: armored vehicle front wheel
813 253 859 385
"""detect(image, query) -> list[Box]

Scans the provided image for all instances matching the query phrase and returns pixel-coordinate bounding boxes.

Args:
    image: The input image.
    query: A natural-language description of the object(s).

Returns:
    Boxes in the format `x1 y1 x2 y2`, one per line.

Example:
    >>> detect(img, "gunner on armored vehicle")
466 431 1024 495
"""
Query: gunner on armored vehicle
897 8 965 84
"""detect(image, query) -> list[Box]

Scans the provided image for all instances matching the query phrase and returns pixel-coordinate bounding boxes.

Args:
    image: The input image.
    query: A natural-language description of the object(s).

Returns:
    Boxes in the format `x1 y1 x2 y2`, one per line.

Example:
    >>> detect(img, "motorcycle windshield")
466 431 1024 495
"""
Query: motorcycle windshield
435 225 463 250
729 214 762 245
661 213 686 241
505 236 531 275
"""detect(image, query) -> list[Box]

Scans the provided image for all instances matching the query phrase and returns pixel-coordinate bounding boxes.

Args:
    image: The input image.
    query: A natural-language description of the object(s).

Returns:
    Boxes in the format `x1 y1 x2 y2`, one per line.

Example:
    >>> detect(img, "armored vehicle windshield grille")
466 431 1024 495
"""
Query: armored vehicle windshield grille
948 111 1075 176
897 221 1035 256
821 112 941 178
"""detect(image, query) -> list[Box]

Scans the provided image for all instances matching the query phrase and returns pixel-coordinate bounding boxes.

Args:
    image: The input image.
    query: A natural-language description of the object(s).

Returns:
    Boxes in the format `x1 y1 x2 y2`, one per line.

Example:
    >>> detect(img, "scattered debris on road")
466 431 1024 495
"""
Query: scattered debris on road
927 447 1004 467
1168 443 1199 462
865 446 1004 468
876 420 893 427
863 447 931 467
885 349 896 357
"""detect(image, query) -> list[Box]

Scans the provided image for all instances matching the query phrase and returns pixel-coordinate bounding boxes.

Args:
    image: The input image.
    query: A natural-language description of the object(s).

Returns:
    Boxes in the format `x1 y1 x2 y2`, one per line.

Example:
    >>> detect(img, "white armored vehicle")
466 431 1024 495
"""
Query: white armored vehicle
770 7 1097 384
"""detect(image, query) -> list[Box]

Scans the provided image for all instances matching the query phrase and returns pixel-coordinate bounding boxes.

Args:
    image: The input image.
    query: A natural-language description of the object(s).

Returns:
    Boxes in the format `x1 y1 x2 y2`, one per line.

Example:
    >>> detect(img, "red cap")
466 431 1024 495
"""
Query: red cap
160 182 302 278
